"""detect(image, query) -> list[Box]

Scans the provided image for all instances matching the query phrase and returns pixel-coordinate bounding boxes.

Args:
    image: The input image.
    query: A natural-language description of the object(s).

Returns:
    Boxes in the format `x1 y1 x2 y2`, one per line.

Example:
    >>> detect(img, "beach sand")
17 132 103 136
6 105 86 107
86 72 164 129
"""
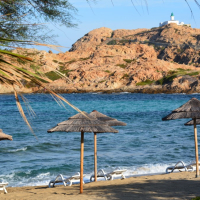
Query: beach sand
1 171 200 200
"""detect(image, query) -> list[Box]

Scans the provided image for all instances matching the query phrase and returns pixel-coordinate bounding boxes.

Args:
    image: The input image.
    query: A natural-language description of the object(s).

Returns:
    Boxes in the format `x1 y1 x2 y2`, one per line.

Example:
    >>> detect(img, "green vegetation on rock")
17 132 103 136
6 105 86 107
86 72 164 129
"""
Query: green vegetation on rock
66 59 76 64
59 68 72 77
121 74 129 79
17 58 27 65
30 64 40 72
45 67 72 81
156 68 199 85
136 79 154 86
156 74 177 85
107 40 117 45
104 56 114 58
79 57 90 61
191 197 200 200
45 71 61 81
187 72 199 76
116 64 127 69
123 59 133 63
118 40 130 44
123 59 136 64
98 80 106 83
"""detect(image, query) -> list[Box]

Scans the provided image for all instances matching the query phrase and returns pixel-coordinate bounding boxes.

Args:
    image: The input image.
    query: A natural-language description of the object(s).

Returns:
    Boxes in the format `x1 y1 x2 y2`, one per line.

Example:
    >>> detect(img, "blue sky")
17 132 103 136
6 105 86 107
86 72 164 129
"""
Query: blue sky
34 0 200 52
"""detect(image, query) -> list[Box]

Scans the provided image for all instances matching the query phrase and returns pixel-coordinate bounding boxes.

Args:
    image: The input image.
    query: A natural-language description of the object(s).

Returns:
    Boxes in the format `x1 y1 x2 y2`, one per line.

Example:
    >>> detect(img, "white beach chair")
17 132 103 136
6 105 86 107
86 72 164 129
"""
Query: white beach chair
0 182 8 194
90 168 126 181
49 172 85 187
166 160 196 173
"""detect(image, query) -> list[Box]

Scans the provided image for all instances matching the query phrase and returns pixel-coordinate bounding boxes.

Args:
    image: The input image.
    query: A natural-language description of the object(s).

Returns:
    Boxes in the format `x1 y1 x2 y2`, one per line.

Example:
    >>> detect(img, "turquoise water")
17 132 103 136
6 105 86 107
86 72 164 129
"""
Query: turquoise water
0 93 199 186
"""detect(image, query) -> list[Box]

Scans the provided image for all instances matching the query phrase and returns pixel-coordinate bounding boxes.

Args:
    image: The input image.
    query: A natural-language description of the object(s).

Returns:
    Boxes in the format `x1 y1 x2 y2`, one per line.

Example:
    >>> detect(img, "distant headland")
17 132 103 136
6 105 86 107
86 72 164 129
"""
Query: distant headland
1 24 200 94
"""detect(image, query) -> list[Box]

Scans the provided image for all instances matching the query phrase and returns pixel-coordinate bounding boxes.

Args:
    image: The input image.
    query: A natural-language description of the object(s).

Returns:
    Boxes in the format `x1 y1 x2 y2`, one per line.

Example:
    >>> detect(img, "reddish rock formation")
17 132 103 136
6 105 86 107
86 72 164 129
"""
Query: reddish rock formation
1 25 200 94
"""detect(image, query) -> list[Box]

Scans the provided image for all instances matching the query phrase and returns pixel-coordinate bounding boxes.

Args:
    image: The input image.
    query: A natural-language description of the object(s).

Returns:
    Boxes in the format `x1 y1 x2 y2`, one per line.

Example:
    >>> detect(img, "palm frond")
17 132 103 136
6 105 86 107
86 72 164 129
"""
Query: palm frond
0 49 33 61
0 45 82 138
13 88 38 139
20 94 36 118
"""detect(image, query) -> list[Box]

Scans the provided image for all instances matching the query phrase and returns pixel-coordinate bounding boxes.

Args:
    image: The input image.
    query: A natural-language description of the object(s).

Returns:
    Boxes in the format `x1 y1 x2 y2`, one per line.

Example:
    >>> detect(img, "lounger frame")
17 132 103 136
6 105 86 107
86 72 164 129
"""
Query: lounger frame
166 161 194 173
0 182 8 194
90 169 126 181
49 173 85 187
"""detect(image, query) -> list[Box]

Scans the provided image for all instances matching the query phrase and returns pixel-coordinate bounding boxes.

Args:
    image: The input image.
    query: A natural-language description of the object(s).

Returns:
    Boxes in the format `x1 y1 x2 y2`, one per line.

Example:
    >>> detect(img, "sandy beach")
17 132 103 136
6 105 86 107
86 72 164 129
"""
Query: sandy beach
1 171 200 200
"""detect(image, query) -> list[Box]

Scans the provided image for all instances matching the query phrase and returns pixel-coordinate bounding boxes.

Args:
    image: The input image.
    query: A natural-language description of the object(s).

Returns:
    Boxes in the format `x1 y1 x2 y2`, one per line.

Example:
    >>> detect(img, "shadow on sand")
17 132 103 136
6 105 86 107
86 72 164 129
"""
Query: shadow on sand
82 177 200 200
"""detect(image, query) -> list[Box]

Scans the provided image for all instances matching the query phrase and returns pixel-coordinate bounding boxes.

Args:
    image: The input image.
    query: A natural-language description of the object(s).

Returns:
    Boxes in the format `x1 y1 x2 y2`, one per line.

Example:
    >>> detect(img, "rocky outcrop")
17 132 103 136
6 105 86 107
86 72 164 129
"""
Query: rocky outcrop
2 25 200 94
69 27 113 55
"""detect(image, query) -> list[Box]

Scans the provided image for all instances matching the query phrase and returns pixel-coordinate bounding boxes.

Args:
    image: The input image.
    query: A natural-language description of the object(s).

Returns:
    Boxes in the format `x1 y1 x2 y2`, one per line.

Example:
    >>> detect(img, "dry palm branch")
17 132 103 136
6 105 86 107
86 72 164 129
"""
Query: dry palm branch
0 47 82 138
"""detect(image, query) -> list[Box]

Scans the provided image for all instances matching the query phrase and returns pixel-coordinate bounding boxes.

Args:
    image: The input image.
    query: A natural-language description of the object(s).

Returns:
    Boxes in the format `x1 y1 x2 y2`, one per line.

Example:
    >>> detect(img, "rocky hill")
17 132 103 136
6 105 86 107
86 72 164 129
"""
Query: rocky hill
2 24 200 94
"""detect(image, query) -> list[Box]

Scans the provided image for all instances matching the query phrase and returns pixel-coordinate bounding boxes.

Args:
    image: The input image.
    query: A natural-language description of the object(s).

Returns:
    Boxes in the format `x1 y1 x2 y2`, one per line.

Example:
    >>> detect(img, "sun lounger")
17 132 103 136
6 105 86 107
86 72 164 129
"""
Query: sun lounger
166 161 196 173
90 168 126 181
0 182 8 194
49 172 85 187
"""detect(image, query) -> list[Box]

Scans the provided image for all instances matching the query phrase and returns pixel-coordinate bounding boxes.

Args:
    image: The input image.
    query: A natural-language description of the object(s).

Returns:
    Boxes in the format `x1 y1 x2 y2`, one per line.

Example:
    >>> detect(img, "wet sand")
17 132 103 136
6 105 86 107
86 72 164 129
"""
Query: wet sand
1 171 200 200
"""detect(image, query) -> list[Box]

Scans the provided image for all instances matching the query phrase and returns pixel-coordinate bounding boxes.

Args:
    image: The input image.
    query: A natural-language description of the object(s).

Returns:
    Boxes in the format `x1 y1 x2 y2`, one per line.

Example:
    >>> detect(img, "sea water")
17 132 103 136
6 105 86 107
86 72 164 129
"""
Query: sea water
0 93 199 187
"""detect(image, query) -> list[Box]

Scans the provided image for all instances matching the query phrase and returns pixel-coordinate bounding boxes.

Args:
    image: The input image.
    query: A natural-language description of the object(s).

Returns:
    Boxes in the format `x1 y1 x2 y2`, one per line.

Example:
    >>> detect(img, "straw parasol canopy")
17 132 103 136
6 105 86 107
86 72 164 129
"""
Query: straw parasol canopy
88 110 126 182
48 112 118 133
162 97 200 177
47 111 118 193
89 110 127 126
0 129 13 141
185 119 200 126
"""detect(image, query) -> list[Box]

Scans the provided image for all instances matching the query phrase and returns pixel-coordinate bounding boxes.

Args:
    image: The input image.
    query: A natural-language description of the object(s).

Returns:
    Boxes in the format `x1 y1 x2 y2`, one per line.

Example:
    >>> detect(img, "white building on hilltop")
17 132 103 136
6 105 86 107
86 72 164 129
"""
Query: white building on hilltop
159 13 184 27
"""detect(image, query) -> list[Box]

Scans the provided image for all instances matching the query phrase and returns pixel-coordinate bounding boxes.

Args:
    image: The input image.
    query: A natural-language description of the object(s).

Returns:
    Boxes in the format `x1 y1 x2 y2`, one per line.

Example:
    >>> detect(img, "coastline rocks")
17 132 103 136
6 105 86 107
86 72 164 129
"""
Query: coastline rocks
0 84 32 94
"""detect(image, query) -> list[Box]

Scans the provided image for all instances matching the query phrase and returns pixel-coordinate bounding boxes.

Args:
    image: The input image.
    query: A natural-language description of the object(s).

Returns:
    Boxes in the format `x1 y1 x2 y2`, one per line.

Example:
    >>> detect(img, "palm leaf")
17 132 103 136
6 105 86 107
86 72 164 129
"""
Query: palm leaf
0 49 33 61
0 46 82 138
13 89 38 139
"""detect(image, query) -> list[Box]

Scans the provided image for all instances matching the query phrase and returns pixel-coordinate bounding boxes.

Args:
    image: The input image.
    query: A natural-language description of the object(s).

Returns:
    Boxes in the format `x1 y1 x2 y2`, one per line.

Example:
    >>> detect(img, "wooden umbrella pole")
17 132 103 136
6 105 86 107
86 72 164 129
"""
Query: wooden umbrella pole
80 131 84 193
94 133 97 182
193 118 199 178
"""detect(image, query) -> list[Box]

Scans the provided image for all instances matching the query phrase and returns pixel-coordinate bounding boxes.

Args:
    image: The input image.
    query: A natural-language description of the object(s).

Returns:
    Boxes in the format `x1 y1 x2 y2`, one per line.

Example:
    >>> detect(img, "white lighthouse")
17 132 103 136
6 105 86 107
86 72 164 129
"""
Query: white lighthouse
159 13 184 27
170 12 174 21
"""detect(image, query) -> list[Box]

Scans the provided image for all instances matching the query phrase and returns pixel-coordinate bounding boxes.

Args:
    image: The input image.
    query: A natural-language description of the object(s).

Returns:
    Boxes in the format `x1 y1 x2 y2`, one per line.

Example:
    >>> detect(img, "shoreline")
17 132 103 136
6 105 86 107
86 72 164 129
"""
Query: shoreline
0 89 198 95
1 84 200 95
1 171 200 200
34 86 200 94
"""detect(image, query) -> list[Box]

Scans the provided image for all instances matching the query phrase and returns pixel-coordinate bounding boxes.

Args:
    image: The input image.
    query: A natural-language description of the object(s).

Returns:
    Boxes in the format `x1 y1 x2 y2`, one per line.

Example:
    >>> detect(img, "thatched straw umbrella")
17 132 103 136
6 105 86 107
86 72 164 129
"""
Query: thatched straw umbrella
47 111 118 193
185 119 200 126
0 129 13 141
162 97 200 178
89 110 126 182
89 110 127 126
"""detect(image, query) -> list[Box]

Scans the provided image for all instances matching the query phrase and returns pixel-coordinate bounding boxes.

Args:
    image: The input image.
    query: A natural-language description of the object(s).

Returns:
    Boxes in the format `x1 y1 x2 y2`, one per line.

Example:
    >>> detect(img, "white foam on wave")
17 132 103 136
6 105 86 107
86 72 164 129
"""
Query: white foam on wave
0 172 15 179
119 92 130 94
94 163 171 178
173 93 186 95
25 173 51 187
91 92 102 94
0 172 16 185
191 93 200 95
128 163 170 175
2 163 177 187
7 147 27 153
1 172 52 187
79 163 172 183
